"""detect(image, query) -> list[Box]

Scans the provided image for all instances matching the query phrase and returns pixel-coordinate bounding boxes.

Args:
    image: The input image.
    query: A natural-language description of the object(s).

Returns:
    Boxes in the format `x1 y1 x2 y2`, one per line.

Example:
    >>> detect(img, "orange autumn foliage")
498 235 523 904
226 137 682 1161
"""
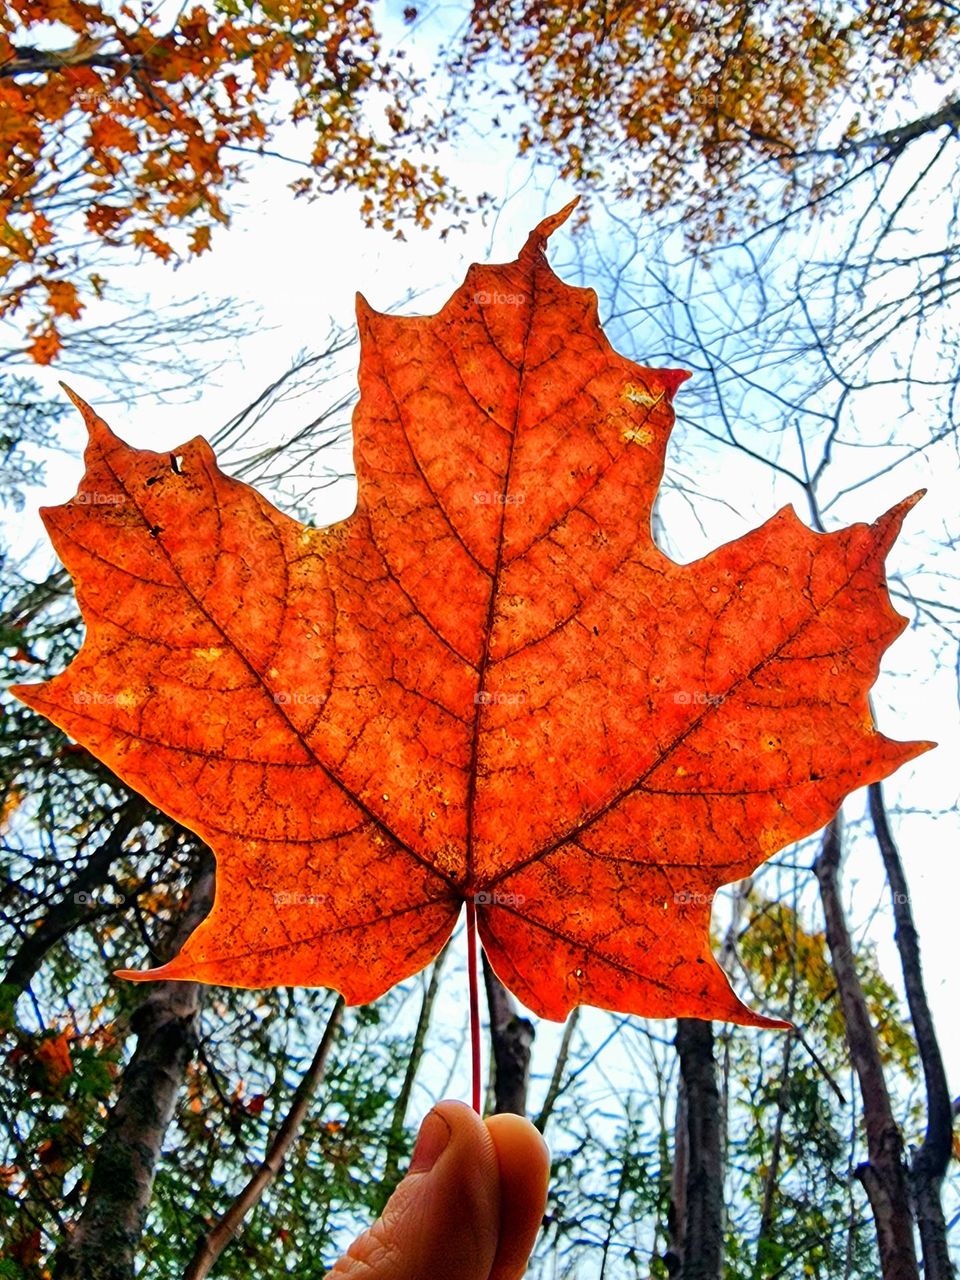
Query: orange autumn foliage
457 0 958 244
0 0 461 349
12 206 931 1025
4 4 953 359
33 1031 73 1089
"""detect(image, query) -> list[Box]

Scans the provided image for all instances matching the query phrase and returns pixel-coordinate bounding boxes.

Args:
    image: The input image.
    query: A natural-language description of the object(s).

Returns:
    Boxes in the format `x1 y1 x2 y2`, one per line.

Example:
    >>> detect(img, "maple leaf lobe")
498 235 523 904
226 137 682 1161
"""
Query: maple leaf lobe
12 214 932 1031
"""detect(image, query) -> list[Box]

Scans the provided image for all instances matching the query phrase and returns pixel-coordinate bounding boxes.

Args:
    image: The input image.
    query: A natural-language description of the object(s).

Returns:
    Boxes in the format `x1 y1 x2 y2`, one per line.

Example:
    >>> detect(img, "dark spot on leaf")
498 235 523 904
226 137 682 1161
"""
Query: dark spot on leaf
149 525 162 538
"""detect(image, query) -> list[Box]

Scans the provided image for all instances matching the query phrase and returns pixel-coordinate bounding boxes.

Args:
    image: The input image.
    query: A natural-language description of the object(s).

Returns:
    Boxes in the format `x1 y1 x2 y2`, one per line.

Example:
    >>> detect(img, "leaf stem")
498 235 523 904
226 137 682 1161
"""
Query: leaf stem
466 896 481 1114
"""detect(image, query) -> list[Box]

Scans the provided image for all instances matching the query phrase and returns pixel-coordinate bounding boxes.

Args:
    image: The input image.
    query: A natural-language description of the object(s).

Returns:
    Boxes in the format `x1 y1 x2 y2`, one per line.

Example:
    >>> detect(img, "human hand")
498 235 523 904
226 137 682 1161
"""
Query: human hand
326 1100 550 1280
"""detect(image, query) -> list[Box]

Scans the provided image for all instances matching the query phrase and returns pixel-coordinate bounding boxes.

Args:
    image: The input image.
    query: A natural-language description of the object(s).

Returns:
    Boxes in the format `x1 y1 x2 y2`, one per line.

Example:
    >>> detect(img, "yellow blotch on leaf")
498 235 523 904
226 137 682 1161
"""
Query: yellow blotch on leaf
623 424 653 445
622 383 664 409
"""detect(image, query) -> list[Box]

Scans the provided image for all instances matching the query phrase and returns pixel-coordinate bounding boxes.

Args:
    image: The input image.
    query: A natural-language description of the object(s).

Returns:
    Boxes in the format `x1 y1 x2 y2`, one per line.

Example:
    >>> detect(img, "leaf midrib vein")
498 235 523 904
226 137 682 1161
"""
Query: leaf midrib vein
464 256 543 884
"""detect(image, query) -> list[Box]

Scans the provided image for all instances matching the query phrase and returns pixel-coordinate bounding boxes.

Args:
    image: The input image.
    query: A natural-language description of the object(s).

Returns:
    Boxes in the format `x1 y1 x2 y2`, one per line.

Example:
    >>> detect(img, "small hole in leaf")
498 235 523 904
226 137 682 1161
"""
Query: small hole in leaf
149 525 162 538
170 454 184 474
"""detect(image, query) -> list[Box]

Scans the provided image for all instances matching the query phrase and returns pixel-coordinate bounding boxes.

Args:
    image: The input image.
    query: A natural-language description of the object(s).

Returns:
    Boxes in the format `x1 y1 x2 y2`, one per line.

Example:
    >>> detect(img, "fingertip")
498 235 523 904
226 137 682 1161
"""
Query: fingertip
485 1112 550 1178
326 1099 500 1280
485 1114 550 1280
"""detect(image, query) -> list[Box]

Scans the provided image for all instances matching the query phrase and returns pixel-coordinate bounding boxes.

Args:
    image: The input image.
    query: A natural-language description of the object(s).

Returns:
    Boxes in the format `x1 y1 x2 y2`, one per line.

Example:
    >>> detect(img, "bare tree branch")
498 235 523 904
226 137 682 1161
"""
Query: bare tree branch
813 816 919 1280
183 995 344 1280
869 782 955 1280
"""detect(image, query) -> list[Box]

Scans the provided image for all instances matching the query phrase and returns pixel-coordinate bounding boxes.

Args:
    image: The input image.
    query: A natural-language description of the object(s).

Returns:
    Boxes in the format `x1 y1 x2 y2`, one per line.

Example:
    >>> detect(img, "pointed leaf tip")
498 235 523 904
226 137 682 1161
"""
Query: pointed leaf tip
899 488 926 512
113 969 144 982
870 489 925 552
522 198 581 259
661 368 693 396
58 382 89 414
355 292 378 326
60 383 115 448
114 967 166 984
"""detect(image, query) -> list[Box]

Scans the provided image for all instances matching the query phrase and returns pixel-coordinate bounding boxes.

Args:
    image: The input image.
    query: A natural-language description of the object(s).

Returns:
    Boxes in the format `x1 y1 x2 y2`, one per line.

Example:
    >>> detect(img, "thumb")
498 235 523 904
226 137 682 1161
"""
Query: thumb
327 1101 501 1280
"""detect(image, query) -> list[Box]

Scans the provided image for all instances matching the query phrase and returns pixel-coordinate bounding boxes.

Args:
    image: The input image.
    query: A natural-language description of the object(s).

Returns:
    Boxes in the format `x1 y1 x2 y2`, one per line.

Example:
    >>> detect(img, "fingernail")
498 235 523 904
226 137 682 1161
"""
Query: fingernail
409 1108 451 1174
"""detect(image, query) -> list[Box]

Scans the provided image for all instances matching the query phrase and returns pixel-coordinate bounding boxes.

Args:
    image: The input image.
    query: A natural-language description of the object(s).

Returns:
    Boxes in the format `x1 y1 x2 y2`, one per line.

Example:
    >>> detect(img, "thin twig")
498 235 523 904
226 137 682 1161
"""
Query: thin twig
183 995 344 1280
534 1008 580 1133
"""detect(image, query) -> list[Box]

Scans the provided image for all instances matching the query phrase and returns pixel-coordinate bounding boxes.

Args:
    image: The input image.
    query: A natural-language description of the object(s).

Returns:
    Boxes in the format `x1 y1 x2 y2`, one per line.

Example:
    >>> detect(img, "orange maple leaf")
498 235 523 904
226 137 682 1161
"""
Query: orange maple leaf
132 229 174 262
88 115 140 155
85 205 132 238
189 225 212 255
46 279 84 320
33 1029 73 1089
31 213 54 247
11 205 932 1026
25 326 62 365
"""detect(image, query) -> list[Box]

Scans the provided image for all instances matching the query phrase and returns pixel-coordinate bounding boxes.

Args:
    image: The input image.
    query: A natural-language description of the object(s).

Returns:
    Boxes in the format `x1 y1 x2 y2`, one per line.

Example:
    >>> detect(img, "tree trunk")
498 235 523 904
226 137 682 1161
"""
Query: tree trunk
813 815 919 1280
184 996 343 1280
667 1018 723 1280
869 782 955 1280
481 953 534 1116
380 943 449 1201
54 853 214 1280
664 1058 688 1278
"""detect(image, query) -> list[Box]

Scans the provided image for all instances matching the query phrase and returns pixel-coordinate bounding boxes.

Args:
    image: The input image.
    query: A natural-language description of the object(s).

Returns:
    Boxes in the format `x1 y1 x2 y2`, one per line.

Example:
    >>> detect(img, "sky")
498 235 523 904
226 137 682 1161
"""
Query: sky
4 2 958 1175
